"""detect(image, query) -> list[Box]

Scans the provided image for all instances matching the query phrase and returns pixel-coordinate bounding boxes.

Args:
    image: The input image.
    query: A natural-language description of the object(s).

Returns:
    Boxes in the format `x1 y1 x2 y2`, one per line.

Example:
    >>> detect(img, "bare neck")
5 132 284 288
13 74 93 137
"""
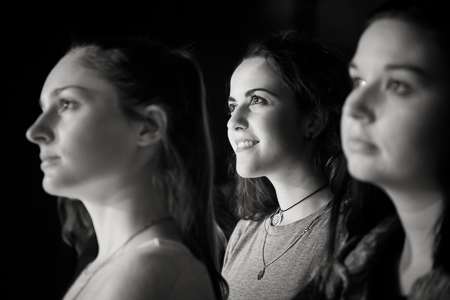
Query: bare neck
82 184 174 260
269 161 331 224
384 186 443 294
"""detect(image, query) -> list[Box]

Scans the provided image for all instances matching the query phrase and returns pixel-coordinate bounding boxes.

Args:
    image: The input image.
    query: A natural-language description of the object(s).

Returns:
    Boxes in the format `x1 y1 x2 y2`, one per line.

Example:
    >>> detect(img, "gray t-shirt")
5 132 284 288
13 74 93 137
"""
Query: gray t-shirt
222 202 344 300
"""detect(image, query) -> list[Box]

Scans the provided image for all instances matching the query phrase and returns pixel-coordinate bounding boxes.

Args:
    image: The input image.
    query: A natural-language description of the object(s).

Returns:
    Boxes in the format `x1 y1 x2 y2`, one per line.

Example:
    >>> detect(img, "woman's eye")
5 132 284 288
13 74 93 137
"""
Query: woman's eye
387 80 409 95
228 103 237 113
250 95 265 106
58 100 72 113
352 77 366 89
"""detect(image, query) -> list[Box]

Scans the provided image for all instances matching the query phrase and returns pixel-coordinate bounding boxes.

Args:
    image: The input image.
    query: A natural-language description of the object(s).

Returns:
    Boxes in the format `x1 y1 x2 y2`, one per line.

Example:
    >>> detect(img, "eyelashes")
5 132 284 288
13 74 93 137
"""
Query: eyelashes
227 95 268 114
386 80 410 95
58 99 73 113
250 95 266 106
350 75 411 96
351 77 366 89
228 102 237 113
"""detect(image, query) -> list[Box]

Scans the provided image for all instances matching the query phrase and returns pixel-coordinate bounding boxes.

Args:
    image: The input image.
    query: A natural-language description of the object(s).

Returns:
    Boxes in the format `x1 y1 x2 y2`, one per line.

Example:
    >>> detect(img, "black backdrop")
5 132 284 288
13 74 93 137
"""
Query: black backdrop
4 1 386 299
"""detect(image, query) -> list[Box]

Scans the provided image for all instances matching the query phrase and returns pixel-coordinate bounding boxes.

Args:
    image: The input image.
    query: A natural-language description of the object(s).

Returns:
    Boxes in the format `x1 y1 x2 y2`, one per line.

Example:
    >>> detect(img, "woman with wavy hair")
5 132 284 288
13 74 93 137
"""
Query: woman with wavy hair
222 30 351 299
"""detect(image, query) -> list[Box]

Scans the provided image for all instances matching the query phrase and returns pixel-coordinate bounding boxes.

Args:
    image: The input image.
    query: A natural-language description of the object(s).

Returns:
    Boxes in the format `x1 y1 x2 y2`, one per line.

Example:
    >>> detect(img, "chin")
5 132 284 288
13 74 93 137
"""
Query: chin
236 169 255 179
346 159 384 185
236 164 261 179
42 177 78 198
42 183 66 197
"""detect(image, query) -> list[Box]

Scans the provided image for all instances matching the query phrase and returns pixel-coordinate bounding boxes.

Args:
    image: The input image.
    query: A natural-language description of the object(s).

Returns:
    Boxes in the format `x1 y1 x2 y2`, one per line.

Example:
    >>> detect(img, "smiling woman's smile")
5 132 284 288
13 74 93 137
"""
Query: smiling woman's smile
235 139 259 152
227 56 308 179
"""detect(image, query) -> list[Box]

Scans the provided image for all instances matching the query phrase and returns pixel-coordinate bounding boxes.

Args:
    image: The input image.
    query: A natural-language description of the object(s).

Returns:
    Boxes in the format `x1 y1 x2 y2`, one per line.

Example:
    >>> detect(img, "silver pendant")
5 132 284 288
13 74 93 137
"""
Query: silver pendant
257 267 266 280
271 211 283 226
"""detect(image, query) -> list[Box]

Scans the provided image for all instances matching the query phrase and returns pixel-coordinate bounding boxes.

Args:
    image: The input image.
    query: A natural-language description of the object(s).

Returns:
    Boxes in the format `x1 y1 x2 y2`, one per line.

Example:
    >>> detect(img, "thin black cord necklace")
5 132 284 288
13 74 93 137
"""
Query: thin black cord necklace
257 203 329 280
271 184 327 226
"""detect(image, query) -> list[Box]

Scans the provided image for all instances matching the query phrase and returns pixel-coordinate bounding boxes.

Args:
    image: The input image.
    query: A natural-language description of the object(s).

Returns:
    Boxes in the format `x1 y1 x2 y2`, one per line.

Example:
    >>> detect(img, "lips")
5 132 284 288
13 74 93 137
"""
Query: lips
40 155 61 169
235 138 260 152
346 136 378 154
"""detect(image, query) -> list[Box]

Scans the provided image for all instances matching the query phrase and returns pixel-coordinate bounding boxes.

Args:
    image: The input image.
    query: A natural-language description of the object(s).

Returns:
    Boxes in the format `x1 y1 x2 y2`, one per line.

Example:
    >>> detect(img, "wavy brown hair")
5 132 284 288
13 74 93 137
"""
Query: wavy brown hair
228 30 351 220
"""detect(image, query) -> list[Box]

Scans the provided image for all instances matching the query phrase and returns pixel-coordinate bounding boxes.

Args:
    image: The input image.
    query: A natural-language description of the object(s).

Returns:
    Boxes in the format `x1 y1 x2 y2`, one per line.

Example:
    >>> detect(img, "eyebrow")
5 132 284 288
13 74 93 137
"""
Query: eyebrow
52 85 89 96
385 64 427 75
349 62 426 76
228 88 277 102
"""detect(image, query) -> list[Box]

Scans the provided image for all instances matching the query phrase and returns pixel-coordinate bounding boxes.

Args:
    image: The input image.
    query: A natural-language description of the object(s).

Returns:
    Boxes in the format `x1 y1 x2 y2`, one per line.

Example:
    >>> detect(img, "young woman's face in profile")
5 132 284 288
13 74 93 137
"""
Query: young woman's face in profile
341 19 450 190
227 56 309 179
26 50 140 198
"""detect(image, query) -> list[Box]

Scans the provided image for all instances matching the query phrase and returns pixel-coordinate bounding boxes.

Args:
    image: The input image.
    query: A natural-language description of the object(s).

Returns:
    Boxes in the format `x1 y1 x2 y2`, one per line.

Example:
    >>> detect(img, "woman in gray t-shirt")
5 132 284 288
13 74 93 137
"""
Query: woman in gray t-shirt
222 29 351 299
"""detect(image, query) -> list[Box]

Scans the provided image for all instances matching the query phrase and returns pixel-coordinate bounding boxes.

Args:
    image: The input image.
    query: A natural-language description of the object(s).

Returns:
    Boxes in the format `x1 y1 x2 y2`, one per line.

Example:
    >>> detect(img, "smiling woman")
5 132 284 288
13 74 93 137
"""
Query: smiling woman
227 57 306 180
221 30 351 299
26 37 228 300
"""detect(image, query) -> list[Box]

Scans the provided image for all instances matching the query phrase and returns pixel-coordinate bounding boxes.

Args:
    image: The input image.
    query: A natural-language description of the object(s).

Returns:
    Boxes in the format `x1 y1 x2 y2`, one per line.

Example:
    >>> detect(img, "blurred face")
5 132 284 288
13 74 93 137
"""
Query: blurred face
26 50 140 198
227 57 309 179
341 19 450 190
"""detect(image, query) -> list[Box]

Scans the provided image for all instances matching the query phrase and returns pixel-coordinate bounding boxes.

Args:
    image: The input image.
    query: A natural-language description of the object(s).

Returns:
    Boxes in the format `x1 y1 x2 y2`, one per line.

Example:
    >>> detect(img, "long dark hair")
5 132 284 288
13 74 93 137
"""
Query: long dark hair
327 0 450 275
69 36 228 299
228 30 351 220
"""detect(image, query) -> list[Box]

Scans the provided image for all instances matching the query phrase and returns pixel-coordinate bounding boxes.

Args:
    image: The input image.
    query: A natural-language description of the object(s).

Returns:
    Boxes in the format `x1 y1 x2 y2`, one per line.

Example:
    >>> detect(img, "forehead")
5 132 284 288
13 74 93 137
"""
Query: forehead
353 19 446 75
41 50 117 99
230 56 285 93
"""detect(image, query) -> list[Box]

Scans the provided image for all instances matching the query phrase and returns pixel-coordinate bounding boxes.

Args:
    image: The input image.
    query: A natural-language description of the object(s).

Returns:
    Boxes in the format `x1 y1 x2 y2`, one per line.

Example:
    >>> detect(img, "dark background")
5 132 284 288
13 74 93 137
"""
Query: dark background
5 0 386 299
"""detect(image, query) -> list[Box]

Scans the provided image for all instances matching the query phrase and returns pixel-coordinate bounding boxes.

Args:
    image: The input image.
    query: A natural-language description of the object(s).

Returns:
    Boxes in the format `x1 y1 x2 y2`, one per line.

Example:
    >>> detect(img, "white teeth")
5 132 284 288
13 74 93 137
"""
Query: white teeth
237 140 258 149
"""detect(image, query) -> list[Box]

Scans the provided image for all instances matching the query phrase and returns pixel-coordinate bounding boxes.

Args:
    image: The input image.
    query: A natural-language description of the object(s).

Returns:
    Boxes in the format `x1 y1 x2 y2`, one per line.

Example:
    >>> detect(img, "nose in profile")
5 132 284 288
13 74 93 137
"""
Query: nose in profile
343 85 377 123
26 113 55 145
227 106 248 131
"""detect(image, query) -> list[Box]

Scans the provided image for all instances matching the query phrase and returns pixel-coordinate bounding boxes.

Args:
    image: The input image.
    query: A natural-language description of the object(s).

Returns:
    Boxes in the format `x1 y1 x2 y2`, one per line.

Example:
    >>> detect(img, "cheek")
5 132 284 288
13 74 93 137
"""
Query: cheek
63 115 134 165
266 110 301 142
384 123 438 164
385 91 449 156
227 130 235 149
340 119 351 155
371 111 446 187
383 104 440 152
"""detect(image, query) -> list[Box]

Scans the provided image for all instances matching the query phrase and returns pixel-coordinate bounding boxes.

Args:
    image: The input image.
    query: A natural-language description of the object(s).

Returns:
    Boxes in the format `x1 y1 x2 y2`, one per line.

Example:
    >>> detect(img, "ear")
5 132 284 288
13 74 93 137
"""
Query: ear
136 104 167 147
305 106 328 140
